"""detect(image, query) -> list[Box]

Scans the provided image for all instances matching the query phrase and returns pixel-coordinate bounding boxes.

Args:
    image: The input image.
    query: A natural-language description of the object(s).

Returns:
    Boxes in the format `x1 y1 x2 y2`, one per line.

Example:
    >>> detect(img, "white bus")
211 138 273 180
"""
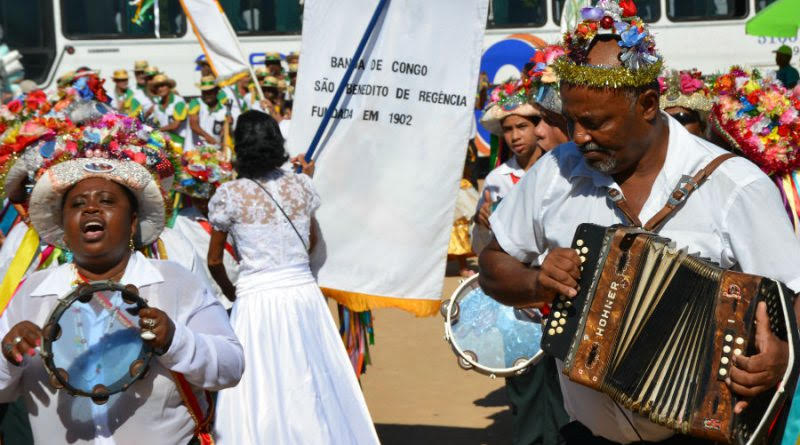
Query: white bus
4 0 796 95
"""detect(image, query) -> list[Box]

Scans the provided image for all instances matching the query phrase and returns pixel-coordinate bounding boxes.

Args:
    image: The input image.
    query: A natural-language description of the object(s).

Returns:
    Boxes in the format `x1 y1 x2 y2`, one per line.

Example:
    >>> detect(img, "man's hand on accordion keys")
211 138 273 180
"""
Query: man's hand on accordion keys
728 301 789 414
536 248 581 302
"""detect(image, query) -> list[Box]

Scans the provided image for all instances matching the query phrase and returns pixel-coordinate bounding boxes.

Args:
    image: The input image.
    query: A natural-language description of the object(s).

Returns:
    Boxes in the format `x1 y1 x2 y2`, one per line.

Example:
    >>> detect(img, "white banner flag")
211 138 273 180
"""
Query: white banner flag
179 0 250 85
290 0 489 316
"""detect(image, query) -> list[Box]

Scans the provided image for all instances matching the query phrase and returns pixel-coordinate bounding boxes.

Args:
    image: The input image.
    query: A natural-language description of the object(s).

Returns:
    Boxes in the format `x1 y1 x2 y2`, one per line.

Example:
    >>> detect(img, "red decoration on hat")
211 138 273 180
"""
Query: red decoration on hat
620 0 637 17
600 16 614 29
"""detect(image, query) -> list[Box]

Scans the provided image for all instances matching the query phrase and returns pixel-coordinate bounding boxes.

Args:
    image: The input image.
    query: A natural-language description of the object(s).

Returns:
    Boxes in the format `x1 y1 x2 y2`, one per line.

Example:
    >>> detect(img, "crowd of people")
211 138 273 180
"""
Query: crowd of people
0 48 379 444
0 0 799 443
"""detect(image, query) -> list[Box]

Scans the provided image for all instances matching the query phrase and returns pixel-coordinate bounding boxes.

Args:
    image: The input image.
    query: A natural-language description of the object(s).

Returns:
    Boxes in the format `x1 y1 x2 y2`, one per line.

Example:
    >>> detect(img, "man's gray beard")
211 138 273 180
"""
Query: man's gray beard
580 142 617 173
587 157 618 173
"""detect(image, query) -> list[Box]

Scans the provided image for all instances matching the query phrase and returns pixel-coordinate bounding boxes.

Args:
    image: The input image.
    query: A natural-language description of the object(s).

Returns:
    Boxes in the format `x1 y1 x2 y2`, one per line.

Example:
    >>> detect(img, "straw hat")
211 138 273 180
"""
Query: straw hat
144 66 160 77
288 63 298 74
480 80 538 136
260 76 279 88
196 75 219 91
149 73 176 90
264 52 282 63
254 66 268 79
133 60 149 72
112 69 129 81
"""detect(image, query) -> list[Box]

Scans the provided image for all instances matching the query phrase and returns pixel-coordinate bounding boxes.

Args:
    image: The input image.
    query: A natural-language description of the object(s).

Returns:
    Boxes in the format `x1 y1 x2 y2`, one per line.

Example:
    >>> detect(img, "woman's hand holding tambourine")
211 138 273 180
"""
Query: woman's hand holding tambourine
2 321 42 366
138 308 175 355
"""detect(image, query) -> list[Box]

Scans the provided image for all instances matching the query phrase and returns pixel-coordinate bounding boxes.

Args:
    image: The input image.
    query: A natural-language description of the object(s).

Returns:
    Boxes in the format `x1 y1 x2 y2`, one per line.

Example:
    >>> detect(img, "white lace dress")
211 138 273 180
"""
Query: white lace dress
209 171 379 445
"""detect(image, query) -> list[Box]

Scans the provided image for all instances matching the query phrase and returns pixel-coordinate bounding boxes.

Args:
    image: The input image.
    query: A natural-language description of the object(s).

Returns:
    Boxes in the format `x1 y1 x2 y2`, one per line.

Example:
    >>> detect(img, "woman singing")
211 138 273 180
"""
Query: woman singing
0 149 244 443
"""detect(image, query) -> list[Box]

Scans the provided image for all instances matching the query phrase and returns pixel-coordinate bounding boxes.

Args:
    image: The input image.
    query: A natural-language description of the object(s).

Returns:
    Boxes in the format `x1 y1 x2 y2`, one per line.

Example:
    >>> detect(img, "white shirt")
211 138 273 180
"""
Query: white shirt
490 115 800 443
0 252 244 445
471 156 526 254
131 85 153 111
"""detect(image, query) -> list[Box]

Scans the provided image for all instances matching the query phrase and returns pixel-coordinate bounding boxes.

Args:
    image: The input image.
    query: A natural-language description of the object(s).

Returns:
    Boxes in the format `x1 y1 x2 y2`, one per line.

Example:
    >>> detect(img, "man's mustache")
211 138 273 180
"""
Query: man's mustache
578 142 612 154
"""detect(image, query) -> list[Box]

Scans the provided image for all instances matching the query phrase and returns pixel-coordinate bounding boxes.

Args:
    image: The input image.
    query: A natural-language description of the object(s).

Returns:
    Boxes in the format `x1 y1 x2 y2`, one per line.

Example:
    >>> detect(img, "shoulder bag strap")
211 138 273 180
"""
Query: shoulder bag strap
248 178 309 251
609 153 737 231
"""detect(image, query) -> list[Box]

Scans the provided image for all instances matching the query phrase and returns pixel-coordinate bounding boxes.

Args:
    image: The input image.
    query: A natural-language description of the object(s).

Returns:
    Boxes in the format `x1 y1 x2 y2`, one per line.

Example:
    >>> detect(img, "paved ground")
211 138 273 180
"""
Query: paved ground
330 260 514 445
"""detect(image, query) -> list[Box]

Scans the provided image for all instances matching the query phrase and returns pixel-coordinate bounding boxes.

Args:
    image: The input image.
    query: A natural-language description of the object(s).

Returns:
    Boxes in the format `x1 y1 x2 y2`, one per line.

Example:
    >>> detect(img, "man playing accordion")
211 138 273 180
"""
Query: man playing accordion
479 1 800 444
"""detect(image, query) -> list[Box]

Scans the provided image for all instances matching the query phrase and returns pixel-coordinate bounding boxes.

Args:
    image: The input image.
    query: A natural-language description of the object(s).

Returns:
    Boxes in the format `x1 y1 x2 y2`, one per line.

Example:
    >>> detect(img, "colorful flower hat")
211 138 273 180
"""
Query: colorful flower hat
709 67 800 176
555 0 662 89
527 44 567 114
0 89 72 199
175 144 235 199
28 107 176 247
480 79 537 136
658 69 714 112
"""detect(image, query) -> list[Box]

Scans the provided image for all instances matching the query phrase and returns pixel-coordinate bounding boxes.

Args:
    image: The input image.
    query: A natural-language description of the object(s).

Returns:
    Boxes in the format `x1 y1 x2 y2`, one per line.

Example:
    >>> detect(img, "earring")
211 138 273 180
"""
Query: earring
129 235 135 251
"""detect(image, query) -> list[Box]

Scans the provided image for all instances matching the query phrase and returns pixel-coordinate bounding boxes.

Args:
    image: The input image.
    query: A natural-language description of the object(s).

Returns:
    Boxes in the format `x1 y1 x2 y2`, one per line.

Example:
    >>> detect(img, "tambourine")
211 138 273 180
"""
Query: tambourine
441 274 543 378
41 281 153 405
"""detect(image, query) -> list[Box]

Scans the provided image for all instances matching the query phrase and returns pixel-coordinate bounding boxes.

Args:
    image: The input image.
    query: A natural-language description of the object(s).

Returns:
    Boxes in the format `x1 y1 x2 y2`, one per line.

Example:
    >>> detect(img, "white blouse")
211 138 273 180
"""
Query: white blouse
208 171 320 279
0 251 244 445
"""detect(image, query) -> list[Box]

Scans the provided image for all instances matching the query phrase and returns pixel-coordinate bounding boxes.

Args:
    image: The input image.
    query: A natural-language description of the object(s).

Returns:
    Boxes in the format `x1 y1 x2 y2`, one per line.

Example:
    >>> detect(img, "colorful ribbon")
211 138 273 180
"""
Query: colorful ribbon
0 227 40 317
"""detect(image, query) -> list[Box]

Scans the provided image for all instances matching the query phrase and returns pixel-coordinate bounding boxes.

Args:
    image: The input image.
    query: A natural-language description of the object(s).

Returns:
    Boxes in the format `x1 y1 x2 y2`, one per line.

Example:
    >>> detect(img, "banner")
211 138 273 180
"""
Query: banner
178 0 250 85
290 0 489 316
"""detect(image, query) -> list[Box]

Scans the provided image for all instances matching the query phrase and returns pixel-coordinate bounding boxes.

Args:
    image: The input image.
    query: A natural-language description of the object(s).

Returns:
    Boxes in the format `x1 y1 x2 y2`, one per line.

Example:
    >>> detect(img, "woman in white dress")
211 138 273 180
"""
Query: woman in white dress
209 110 379 444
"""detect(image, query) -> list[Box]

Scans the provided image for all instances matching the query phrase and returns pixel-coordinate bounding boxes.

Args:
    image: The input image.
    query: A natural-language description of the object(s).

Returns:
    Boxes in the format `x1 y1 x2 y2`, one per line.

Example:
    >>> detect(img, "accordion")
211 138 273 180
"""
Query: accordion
541 224 799 444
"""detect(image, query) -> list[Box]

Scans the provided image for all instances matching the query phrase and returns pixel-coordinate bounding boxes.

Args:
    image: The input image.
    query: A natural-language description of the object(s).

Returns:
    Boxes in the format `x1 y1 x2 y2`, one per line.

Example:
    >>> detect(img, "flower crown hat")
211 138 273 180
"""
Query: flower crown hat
527 44 567 114
28 105 176 247
708 67 800 176
658 69 714 112
480 78 538 168
480 79 537 136
555 0 663 89
175 144 235 199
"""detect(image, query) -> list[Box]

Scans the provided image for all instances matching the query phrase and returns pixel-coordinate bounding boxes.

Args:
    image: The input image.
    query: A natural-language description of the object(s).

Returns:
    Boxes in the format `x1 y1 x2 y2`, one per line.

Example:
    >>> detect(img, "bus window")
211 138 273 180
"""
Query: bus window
489 0 547 28
61 0 186 39
553 0 660 24
667 0 748 21
218 0 302 34
756 0 778 10
0 0 54 83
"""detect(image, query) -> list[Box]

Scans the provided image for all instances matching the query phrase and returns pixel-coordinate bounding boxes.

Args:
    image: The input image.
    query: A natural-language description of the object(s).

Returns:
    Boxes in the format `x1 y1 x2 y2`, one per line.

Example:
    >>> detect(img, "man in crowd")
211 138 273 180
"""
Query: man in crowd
775 45 799 89
479 3 800 444
187 75 230 148
472 80 546 254
109 69 142 116
264 52 284 79
149 73 188 145
478 45 572 445
132 60 154 111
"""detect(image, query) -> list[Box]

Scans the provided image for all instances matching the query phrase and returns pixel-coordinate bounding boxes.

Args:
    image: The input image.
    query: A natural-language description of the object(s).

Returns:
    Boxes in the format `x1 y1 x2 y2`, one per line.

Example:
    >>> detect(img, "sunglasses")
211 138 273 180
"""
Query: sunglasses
668 110 700 126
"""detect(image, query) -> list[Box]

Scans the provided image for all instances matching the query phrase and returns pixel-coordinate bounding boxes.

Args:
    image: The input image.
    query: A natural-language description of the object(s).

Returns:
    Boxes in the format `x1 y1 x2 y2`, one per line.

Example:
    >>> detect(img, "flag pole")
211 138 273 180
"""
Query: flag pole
213 0 265 101
302 0 390 163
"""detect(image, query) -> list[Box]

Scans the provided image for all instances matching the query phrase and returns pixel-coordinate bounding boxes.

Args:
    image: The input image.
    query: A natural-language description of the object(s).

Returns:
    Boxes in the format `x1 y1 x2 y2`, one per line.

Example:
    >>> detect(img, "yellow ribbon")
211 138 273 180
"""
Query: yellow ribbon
0 227 40 316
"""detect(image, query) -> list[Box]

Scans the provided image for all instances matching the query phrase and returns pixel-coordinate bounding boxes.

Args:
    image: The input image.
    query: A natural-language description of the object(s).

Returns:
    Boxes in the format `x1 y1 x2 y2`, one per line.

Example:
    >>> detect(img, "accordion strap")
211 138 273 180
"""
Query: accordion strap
610 153 737 231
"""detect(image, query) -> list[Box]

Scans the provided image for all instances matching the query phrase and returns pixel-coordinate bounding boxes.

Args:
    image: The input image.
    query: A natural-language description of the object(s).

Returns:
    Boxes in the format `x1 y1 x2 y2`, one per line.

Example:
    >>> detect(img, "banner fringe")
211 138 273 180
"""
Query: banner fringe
322 287 441 317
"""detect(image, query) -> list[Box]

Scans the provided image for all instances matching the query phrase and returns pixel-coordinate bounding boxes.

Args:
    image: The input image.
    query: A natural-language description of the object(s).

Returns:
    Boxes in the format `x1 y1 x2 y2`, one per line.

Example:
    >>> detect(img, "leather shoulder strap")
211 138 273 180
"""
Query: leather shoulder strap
643 153 736 231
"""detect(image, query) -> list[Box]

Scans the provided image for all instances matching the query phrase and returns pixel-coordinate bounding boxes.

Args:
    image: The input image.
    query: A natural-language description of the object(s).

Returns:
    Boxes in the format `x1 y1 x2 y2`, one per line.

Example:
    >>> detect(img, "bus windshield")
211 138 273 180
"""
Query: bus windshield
0 0 55 83
219 0 302 35
61 0 186 39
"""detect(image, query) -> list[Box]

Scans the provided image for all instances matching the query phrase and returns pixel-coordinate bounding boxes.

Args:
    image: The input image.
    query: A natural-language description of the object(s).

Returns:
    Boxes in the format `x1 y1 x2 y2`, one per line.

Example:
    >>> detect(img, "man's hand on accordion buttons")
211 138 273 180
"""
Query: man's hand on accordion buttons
536 248 581 302
728 301 788 413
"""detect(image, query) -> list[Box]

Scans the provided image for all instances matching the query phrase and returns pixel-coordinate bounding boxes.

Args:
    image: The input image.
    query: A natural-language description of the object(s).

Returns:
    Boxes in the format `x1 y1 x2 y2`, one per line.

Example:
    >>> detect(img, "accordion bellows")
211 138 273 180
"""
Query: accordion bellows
541 224 798 444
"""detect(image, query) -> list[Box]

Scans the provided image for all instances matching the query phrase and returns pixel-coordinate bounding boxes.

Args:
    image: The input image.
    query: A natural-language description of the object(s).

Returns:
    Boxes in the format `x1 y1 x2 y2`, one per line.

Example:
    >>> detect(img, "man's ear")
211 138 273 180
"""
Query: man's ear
637 88 661 122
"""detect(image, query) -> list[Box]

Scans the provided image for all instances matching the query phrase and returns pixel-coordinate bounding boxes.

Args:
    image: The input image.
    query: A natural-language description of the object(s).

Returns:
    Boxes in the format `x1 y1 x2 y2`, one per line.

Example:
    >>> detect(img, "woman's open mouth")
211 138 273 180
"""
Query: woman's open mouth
81 220 106 242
